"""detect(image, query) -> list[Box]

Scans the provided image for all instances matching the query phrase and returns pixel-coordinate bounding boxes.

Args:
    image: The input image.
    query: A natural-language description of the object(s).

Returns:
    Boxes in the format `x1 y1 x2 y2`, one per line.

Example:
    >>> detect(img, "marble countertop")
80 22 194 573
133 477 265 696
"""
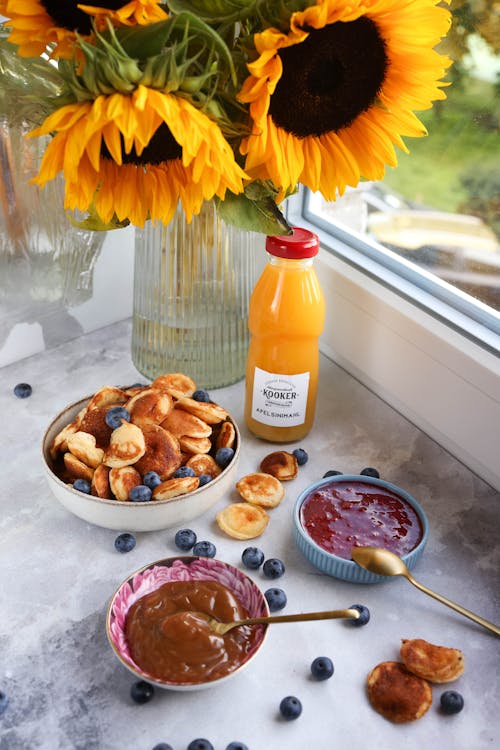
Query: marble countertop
2 320 499 750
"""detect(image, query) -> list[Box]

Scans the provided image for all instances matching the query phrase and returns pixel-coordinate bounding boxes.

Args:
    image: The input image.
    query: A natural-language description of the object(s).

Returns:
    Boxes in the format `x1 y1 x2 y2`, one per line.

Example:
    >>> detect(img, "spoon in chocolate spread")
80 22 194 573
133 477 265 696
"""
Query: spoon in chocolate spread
352 546 500 636
200 607 361 635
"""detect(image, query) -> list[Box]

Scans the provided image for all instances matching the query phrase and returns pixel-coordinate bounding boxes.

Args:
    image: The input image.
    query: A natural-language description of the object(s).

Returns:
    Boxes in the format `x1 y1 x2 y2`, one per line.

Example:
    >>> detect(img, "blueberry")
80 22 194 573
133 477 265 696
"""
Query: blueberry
105 406 131 429
292 448 308 466
192 389 211 403
174 528 197 551
129 485 152 502
323 470 343 477
279 695 302 720
130 680 154 704
265 587 287 612
225 743 249 750
241 546 265 570
215 447 234 469
193 540 216 558
262 558 285 579
198 473 212 487
143 471 162 489
360 467 380 478
440 690 464 715
0 691 9 716
152 744 173 750
310 656 334 681
349 604 370 626
173 465 196 479
187 740 214 750
114 532 136 553
13 382 32 398
73 478 91 494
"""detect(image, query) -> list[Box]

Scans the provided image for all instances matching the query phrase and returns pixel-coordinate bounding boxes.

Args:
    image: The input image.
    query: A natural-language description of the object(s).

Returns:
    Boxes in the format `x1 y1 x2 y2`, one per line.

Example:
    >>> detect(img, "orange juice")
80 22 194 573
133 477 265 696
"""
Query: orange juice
244 228 325 442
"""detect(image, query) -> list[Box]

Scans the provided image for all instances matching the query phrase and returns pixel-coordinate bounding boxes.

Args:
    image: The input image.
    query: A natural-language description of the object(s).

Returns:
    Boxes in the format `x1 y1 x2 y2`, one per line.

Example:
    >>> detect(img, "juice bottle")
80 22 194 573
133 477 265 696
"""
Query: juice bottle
244 227 325 442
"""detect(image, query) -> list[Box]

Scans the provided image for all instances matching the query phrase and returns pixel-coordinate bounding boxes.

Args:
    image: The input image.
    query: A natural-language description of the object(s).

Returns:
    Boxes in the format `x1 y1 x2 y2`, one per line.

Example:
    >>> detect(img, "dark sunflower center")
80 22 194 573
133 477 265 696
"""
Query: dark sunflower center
269 17 388 138
101 123 183 166
41 1 126 35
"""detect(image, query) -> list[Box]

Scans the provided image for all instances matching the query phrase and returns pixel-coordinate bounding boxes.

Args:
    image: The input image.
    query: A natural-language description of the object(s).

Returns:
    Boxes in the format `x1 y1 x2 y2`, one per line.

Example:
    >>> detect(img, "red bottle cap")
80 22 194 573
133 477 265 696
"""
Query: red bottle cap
266 227 319 259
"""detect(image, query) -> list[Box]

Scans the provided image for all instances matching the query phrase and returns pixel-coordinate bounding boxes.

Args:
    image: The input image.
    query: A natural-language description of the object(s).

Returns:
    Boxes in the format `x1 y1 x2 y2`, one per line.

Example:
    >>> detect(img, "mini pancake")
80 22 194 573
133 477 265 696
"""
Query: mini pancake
151 373 196 400
215 420 236 451
50 421 79 459
260 451 298 481
179 435 212 455
91 464 112 499
216 502 270 540
175 397 228 425
78 405 113 449
66 431 105 469
134 423 182 480
103 422 146 468
152 476 199 500
63 452 95 483
185 453 221 477
126 387 172 428
400 639 465 683
366 661 432 723
85 386 128 411
160 408 212 439
236 472 284 508
109 466 142 501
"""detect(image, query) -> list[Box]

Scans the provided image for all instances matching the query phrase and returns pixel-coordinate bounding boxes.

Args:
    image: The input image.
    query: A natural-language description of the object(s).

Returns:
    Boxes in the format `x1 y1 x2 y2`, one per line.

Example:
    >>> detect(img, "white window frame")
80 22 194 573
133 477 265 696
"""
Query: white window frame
286 189 500 492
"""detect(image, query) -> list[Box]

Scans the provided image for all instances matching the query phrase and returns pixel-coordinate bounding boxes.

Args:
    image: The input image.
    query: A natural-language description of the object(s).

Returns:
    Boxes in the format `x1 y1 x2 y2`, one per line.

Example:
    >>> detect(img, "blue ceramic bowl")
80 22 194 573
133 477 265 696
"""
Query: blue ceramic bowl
293 475 429 584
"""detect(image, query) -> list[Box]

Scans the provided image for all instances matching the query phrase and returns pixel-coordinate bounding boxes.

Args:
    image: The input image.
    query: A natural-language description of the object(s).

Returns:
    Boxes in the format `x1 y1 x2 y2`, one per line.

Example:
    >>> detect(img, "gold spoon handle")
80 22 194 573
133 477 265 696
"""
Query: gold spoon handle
406 573 500 636
214 608 360 635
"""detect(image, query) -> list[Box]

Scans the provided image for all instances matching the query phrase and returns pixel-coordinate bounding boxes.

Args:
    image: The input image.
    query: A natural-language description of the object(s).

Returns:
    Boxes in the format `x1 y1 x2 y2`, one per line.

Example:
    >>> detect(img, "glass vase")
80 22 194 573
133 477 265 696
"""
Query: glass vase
132 201 261 389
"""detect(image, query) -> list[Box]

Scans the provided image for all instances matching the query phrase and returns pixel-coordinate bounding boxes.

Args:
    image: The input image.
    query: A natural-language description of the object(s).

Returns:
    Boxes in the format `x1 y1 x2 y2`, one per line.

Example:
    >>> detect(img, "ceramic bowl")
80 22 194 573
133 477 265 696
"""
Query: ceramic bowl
293 474 429 584
106 556 269 690
42 396 240 531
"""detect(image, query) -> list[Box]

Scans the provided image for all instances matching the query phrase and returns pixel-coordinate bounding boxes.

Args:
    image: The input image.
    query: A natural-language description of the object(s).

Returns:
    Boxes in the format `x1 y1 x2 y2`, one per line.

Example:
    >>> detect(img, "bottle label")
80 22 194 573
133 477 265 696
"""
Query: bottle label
251 367 310 427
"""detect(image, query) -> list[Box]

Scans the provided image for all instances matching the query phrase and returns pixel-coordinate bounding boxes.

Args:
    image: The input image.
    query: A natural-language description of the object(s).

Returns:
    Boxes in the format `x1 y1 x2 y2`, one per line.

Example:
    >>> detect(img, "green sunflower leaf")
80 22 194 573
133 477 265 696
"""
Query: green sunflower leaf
215 184 292 235
166 0 254 23
115 20 173 59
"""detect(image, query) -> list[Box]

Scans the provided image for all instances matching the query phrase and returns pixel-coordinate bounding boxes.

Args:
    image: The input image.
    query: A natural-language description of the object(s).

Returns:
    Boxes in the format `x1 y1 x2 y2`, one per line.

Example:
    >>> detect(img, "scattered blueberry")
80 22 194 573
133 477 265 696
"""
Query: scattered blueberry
192 389 211 403
175 528 197 551
292 448 309 466
143 471 162 489
130 680 154 704
349 604 370 626
0 691 9 716
265 587 287 612
152 744 173 750
360 467 380 479
73 478 91 494
279 695 302 721
241 546 265 570
323 470 343 477
198 473 212 487
187 740 214 750
13 382 32 398
310 656 334 681
193 540 216 558
262 558 285 579
129 485 152 502
105 406 131 429
440 690 464 715
114 532 136 553
173 465 196 479
215 447 234 469
225 743 249 750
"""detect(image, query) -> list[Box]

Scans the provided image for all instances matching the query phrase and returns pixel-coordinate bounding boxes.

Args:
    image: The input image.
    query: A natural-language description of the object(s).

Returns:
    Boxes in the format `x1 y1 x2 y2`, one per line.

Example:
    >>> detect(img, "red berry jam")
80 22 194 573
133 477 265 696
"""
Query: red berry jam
299 480 423 560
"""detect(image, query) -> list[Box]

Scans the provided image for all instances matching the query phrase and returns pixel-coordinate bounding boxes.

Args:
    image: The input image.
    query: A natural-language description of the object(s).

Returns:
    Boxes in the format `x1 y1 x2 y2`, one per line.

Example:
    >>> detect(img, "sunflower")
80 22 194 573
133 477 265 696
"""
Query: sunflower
0 0 166 58
238 0 452 200
29 85 247 227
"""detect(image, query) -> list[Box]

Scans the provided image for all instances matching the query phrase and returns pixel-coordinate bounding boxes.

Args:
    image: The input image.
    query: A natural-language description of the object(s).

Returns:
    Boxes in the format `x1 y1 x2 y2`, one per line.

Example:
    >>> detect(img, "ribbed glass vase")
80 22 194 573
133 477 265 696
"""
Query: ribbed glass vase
131 201 261 389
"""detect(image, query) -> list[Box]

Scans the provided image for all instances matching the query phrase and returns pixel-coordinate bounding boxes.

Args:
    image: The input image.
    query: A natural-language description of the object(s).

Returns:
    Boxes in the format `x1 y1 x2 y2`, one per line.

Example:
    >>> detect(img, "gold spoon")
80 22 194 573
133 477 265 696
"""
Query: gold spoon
351 546 500 637
197 607 360 636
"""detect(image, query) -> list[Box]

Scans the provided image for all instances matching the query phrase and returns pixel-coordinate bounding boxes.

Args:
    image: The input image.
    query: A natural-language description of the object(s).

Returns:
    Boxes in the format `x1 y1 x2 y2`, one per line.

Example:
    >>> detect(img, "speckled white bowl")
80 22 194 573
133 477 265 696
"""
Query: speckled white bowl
106 556 269 690
293 474 429 584
42 396 240 532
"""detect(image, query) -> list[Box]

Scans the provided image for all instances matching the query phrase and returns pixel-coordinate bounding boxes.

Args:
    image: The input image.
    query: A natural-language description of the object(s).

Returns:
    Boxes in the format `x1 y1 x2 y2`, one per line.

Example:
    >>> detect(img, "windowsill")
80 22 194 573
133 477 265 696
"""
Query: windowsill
286 195 500 492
